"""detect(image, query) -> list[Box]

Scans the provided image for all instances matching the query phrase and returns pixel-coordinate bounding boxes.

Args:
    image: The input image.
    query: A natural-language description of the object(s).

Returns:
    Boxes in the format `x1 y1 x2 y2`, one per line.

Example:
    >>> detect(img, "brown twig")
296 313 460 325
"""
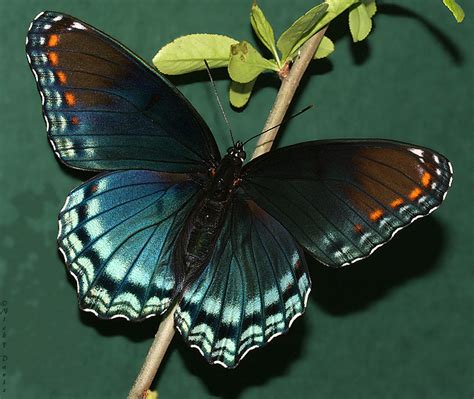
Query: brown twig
127 304 177 399
251 25 328 160
128 24 329 399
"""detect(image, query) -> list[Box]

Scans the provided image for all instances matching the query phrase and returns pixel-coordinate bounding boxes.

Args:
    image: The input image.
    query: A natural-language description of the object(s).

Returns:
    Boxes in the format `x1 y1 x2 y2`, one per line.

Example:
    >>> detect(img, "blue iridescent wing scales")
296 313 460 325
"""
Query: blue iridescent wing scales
58 170 201 320
175 196 311 368
242 139 453 267
26 11 220 173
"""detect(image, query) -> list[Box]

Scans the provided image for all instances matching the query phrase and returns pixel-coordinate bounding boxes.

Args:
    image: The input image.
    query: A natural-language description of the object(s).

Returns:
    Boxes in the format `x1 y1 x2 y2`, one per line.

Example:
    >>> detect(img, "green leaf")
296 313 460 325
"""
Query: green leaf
443 0 465 23
314 36 335 59
251 2 279 63
314 0 359 32
363 0 377 18
228 41 278 83
229 79 256 108
153 34 238 74
276 3 328 62
349 3 372 42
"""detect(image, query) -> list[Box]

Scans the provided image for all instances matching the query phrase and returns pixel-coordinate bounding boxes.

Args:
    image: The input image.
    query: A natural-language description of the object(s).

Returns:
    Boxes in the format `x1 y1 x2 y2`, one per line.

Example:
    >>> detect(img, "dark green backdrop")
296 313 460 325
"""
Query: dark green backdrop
1 0 472 398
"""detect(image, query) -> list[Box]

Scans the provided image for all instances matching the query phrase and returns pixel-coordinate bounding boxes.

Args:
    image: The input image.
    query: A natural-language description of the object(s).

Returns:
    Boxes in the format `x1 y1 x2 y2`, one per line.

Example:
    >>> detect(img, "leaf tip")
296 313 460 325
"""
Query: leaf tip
443 0 465 23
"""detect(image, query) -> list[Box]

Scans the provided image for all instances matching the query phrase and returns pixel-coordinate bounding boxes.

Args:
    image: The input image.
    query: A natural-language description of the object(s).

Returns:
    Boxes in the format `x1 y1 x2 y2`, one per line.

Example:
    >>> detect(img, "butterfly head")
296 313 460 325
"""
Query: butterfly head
227 141 246 163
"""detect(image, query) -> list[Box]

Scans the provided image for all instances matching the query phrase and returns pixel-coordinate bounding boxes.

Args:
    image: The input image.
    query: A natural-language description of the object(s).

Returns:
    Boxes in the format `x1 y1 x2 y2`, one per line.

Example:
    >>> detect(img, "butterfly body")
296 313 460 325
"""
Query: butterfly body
26 11 453 368
173 144 246 289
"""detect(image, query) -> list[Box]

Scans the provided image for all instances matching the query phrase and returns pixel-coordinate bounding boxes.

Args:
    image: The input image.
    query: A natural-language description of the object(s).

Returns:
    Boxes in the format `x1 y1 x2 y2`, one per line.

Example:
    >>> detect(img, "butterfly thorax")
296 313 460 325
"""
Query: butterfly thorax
207 143 246 201
172 143 246 290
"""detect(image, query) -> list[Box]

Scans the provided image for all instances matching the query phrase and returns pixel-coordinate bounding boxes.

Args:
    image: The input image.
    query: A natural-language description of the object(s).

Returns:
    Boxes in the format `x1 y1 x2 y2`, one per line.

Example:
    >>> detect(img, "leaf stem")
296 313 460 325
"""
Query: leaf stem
127 24 329 399
272 45 282 68
251 25 328 160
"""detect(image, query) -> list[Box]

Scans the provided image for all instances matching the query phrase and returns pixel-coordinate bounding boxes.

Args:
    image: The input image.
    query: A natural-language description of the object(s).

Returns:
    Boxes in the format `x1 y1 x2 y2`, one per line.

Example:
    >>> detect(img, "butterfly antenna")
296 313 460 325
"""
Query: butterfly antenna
243 104 313 146
203 60 235 145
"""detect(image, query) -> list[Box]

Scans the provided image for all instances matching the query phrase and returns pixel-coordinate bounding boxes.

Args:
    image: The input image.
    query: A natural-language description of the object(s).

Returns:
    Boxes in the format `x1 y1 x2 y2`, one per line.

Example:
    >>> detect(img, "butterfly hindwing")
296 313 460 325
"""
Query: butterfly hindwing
174 195 311 368
58 170 201 320
26 11 220 173
242 139 453 267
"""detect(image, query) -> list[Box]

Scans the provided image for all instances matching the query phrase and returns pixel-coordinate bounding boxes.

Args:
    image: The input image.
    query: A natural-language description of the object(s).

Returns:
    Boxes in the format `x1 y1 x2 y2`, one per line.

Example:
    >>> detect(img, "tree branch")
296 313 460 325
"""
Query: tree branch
128 24 329 399
251 25 328 160
128 304 177 399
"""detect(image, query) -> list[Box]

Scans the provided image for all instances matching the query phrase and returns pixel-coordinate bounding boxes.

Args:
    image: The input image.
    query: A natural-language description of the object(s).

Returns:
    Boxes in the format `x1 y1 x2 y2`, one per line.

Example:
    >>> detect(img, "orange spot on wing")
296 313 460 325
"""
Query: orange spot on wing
354 224 363 233
48 52 59 66
421 172 431 187
56 71 67 84
91 184 99 193
409 187 422 200
64 92 76 106
390 198 404 208
48 34 59 47
369 209 383 222
71 116 79 125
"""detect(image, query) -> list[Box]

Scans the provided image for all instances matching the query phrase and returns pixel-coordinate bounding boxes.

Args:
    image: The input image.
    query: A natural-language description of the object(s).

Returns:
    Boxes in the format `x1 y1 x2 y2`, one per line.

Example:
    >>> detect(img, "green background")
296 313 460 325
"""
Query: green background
1 0 473 398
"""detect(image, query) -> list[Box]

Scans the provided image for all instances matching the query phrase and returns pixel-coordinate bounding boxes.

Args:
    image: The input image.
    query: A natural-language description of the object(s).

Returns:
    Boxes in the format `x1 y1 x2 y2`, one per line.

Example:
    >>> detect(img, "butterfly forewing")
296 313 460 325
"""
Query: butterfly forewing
26 11 220 173
242 140 453 267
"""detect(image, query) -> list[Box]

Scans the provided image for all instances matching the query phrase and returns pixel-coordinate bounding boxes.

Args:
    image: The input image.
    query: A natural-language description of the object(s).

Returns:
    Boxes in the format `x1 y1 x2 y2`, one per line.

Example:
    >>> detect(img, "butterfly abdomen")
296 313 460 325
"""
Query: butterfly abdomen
172 194 231 292
172 152 244 289
184 198 227 267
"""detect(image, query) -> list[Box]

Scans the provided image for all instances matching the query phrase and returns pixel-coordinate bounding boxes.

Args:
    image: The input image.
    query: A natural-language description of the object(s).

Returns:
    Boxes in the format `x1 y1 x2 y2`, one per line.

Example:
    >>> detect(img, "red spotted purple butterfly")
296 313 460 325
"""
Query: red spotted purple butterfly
26 11 453 368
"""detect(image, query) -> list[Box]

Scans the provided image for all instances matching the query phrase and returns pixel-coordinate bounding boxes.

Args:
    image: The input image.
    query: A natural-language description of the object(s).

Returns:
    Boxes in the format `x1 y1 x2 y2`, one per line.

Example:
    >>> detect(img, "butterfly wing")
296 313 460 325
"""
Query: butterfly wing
58 170 201 320
26 11 220 173
241 139 453 267
174 195 311 368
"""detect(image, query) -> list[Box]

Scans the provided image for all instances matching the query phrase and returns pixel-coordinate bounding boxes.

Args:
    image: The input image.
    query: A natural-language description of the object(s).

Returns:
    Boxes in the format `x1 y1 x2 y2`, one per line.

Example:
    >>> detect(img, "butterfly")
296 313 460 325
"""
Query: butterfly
26 11 453 368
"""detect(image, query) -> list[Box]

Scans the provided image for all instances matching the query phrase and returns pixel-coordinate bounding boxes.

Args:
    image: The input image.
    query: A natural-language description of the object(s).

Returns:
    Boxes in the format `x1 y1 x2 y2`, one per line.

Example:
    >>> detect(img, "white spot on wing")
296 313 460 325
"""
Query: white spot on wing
33 11 45 21
267 331 283 343
409 148 424 157
31 67 39 83
71 22 87 30
421 194 430 202
239 345 259 362
60 195 71 214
